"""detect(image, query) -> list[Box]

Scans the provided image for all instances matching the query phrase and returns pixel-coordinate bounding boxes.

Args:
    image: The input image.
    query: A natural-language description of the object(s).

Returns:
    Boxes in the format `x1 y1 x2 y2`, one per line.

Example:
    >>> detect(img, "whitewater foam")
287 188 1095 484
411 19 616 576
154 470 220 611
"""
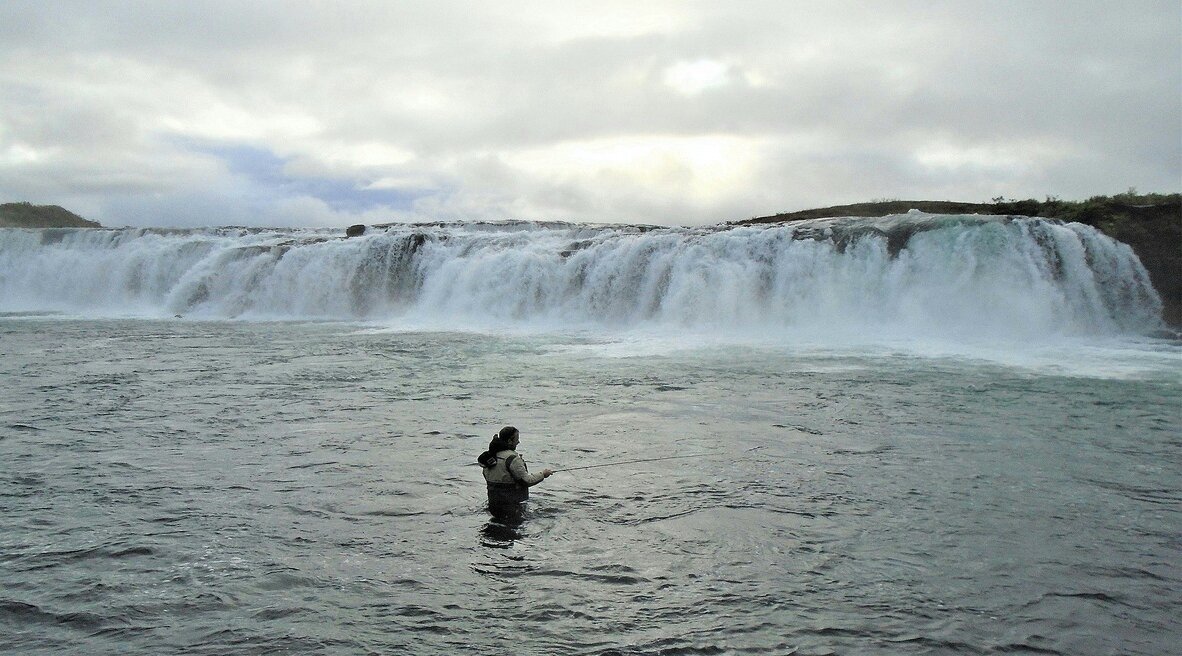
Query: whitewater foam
0 215 1165 343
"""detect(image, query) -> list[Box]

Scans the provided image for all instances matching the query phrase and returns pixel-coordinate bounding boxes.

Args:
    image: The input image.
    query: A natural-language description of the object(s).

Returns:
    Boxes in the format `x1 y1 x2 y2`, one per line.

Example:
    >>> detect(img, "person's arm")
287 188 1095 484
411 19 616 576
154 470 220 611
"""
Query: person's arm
508 456 552 487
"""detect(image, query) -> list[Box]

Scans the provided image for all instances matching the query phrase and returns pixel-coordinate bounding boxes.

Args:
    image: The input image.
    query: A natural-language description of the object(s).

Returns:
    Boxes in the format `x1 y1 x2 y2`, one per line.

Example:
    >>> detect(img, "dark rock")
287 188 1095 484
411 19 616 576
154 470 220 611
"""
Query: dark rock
346 224 367 237
560 239 594 258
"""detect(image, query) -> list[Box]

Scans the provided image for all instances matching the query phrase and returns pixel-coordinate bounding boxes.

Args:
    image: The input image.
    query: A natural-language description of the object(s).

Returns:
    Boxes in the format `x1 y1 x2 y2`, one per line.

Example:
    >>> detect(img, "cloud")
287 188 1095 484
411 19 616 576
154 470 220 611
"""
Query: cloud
0 0 1178 227
663 59 734 95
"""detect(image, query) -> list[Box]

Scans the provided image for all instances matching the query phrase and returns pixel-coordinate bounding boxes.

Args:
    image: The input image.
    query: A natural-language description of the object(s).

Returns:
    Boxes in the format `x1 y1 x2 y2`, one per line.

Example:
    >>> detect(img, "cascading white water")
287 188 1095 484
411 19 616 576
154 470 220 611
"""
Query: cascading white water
0 215 1164 339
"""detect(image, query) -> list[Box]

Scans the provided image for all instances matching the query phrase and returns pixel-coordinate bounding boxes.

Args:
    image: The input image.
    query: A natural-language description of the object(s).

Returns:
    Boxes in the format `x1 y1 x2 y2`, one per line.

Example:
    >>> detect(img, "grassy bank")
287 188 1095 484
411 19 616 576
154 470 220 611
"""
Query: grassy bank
0 202 101 228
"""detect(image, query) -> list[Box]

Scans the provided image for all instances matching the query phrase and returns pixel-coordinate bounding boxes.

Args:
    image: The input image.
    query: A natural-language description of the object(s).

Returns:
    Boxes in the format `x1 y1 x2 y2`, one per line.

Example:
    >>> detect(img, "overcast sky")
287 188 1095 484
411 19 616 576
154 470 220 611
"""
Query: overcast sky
0 1 1178 228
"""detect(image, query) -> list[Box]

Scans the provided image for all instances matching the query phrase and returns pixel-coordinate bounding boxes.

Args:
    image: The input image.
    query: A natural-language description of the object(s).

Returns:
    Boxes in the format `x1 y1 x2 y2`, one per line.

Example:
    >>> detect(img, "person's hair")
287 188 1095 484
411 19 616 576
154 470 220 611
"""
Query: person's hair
477 426 519 467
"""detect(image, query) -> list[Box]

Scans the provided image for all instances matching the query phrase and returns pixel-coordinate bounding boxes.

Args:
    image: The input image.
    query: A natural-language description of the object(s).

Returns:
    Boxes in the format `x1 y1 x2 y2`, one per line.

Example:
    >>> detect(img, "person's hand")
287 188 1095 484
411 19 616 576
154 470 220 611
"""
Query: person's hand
542 468 554 477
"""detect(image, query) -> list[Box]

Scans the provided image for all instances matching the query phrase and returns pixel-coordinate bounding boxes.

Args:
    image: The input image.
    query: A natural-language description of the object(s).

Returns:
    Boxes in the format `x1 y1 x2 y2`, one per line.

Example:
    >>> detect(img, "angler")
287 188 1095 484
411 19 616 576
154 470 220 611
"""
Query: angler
477 426 554 511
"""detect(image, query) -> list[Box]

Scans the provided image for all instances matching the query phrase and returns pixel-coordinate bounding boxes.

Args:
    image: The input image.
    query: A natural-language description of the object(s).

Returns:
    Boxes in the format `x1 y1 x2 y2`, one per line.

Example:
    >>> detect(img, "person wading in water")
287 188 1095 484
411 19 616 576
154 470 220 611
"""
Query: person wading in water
477 426 553 515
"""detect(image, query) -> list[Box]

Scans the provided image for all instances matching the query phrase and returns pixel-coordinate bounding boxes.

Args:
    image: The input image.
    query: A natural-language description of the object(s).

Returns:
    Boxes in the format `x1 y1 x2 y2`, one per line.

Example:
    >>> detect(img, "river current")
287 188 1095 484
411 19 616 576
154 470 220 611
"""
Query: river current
1 317 1178 655
0 217 1179 654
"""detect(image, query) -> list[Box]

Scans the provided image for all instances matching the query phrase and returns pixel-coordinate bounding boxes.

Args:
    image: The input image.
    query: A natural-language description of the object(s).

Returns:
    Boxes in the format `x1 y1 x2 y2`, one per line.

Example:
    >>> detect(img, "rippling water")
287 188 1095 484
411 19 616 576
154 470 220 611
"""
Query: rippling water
1 317 1179 655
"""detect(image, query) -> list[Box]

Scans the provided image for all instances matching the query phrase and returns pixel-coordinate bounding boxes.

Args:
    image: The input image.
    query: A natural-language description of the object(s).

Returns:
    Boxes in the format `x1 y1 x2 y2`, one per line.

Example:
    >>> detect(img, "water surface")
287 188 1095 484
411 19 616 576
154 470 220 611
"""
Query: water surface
1 317 1178 655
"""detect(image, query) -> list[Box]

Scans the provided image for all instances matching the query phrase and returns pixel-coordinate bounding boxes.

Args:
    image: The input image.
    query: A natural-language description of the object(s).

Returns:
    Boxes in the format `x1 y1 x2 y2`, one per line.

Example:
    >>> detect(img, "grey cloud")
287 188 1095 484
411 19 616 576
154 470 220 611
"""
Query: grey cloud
0 1 1177 227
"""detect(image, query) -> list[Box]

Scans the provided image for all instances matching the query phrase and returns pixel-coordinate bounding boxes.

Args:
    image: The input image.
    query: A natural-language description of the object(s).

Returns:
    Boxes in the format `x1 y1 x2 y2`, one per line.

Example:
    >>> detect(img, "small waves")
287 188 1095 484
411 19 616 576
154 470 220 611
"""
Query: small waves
1 318 1178 655
1077 477 1182 505
0 599 108 631
5 544 156 571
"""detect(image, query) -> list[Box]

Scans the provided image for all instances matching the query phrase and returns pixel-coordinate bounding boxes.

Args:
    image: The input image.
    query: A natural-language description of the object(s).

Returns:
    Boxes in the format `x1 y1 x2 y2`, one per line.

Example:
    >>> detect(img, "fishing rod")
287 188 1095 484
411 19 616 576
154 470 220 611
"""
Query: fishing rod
553 453 708 473
552 445 766 473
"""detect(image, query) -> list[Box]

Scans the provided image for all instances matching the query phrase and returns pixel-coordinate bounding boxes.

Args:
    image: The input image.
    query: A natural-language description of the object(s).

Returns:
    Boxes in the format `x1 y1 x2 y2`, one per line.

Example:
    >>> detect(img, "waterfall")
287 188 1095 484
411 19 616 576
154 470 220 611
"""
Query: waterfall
0 215 1164 339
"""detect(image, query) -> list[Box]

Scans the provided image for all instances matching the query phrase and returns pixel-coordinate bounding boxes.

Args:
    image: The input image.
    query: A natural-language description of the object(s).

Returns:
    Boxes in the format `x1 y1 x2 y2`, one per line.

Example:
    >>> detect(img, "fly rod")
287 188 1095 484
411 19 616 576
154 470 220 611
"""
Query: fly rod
553 453 707 473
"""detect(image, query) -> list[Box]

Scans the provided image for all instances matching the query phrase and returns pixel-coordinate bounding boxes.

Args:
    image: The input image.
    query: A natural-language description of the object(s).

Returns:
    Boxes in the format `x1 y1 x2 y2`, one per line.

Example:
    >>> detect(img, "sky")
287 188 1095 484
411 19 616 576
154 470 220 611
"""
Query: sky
0 1 1179 228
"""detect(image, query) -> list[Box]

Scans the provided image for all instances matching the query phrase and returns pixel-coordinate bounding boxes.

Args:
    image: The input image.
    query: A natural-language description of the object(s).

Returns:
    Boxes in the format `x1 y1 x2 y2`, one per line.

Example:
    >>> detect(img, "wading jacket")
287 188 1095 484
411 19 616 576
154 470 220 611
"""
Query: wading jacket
483 449 545 496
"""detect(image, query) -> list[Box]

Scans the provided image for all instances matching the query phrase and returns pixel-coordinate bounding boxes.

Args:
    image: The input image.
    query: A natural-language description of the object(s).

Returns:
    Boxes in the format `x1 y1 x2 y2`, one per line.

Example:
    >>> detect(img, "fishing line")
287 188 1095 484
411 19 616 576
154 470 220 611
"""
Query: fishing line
553 453 708 473
468 444 765 470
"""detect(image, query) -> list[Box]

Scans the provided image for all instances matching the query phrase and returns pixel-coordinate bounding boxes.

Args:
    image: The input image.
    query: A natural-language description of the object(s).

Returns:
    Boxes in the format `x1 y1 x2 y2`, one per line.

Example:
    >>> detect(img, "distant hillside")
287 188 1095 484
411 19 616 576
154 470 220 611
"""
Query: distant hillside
736 193 1182 328
0 202 101 228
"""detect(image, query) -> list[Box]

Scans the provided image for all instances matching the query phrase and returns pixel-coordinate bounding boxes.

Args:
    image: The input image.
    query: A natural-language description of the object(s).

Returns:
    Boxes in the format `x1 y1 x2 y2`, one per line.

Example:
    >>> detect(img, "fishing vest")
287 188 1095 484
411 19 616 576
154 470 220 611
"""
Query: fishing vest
483 449 526 487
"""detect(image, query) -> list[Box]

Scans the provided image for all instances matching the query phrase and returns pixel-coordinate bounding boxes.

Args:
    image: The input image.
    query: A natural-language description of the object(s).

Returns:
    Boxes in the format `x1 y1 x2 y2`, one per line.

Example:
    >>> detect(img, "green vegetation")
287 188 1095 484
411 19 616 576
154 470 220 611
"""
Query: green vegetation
738 192 1182 328
0 202 101 228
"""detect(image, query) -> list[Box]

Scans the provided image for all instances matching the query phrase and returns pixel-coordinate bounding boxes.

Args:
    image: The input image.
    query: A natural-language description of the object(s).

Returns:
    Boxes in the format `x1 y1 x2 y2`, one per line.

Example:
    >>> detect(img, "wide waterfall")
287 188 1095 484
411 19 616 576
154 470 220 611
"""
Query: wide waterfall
0 213 1164 339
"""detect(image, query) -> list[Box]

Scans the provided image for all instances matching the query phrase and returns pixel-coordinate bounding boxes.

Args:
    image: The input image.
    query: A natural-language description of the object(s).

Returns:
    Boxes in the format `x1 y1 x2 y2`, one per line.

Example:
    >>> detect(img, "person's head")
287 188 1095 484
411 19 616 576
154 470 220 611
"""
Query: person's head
497 425 520 448
478 425 521 467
